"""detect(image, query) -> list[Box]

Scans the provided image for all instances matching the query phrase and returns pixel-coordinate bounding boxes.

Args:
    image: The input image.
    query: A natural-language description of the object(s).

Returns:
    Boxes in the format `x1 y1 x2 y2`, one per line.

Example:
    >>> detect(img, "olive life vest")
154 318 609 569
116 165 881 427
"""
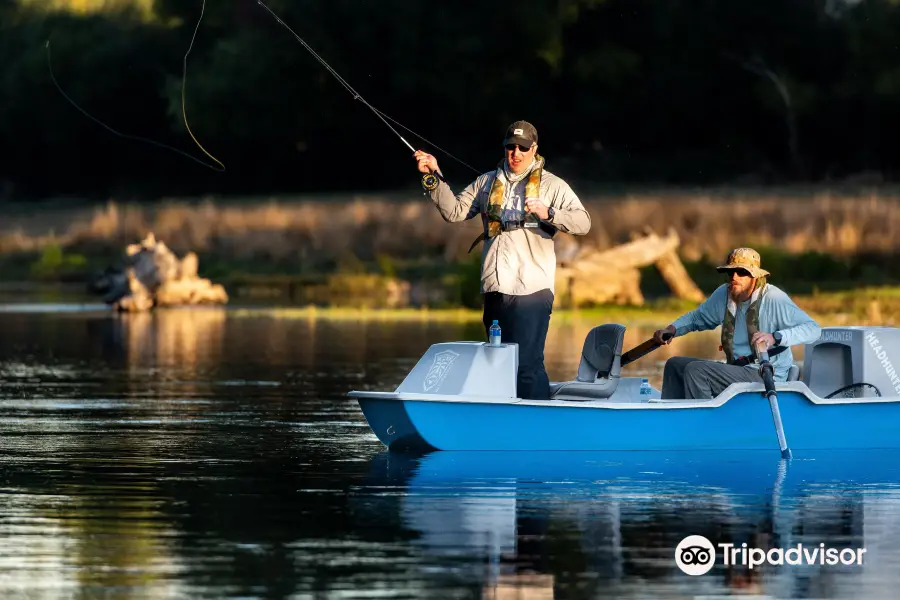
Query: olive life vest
467 155 546 253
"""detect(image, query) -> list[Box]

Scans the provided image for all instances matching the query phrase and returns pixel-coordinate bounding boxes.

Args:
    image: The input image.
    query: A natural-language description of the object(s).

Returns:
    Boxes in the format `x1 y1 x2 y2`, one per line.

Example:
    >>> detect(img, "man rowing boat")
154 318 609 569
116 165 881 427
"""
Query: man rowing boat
652 247 822 399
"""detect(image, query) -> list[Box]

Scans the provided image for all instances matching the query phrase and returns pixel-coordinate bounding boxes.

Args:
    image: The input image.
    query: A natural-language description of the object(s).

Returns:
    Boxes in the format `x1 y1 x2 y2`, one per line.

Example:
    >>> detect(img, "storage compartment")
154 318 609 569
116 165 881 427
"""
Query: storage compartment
805 342 854 397
802 327 900 398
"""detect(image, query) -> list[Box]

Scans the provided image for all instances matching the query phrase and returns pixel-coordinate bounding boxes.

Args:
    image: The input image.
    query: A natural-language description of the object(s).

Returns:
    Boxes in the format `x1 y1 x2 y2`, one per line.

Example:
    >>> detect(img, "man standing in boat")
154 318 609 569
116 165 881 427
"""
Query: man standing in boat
413 121 592 400
652 247 821 399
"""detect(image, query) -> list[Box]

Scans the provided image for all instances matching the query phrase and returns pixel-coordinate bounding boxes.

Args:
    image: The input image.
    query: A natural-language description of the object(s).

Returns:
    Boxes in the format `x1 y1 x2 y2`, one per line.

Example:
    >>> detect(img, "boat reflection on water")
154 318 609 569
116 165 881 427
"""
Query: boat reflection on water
363 450 900 599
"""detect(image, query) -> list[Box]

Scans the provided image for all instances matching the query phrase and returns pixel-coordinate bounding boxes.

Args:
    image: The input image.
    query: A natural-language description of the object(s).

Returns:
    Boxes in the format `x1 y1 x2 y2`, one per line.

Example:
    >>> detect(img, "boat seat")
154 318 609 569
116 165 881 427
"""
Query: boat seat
787 364 801 382
551 323 626 401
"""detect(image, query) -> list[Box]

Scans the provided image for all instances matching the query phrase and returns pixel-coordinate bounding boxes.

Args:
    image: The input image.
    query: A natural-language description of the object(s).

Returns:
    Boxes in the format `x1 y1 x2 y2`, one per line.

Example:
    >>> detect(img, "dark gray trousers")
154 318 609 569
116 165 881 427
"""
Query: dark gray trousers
661 356 763 400
482 289 554 400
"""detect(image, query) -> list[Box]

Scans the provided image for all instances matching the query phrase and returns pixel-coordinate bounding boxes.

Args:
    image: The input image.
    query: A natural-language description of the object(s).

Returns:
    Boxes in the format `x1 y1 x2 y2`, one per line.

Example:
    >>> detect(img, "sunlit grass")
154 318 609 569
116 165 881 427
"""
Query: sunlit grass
18 0 154 19
230 305 483 322
226 287 900 327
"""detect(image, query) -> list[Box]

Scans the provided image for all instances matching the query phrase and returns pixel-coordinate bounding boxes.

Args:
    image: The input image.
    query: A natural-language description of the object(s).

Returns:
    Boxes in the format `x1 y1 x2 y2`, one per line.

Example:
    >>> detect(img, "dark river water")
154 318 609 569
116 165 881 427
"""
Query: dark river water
1 304 898 599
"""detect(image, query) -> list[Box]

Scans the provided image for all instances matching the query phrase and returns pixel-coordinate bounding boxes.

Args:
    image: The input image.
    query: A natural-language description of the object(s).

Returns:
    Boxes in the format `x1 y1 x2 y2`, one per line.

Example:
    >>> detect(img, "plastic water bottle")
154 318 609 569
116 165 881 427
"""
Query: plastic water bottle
639 378 652 397
489 320 502 346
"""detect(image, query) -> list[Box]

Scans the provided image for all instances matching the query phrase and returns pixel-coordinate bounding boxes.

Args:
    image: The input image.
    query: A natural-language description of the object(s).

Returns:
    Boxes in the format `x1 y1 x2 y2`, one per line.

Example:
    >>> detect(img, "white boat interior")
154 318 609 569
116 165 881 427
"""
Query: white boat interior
353 325 900 409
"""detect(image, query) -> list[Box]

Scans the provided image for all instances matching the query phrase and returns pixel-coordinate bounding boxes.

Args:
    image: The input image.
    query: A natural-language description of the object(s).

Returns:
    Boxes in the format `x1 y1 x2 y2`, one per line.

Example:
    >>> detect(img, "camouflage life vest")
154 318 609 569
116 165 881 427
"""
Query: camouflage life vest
721 278 767 364
467 155 544 253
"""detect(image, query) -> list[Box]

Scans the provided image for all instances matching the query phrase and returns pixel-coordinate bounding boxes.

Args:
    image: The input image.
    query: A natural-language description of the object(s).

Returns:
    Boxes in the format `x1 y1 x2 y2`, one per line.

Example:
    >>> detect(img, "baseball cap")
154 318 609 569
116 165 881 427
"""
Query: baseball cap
503 120 538 147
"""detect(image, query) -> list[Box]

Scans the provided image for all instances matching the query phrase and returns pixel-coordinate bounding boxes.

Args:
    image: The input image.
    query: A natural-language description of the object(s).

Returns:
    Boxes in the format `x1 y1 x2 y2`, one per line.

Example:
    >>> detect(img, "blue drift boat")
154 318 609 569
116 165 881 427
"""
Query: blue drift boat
348 324 900 454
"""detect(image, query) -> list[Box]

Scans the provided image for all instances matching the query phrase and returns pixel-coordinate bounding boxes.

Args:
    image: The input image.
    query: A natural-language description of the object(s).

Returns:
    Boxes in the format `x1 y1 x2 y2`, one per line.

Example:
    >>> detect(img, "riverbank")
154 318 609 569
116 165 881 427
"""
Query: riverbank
0 249 892 312
2 283 897 328
3 189 900 283
4 189 900 311
226 288 900 327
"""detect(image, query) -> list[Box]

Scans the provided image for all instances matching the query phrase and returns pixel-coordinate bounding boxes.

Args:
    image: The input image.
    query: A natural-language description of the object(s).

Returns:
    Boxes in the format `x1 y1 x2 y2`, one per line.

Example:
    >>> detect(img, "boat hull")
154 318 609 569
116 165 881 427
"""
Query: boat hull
354 383 900 452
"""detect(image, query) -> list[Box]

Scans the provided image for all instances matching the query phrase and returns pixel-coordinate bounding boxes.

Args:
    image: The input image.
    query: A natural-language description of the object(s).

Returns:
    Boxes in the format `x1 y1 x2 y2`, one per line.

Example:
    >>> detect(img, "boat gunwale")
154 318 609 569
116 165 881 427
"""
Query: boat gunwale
349 381 900 410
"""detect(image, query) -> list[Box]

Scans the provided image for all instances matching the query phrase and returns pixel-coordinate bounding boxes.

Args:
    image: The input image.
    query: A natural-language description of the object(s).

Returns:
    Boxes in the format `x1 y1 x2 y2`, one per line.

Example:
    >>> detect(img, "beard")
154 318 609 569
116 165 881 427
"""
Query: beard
729 281 753 302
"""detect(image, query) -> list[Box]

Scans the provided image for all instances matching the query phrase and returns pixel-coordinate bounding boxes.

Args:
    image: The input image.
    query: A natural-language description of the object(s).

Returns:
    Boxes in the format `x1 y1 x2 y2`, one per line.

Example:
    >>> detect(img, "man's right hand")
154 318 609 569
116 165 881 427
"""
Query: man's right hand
652 325 676 345
414 150 439 175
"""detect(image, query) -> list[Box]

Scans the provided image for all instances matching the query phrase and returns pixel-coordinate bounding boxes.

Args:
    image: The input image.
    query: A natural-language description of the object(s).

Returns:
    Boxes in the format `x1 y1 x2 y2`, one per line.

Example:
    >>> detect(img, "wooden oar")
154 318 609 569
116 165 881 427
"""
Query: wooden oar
756 339 792 460
620 332 673 367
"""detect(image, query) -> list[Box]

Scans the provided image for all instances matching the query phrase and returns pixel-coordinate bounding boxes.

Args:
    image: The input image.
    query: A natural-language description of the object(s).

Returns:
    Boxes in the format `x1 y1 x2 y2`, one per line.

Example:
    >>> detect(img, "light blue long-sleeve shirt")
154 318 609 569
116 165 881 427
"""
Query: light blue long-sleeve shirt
671 283 822 381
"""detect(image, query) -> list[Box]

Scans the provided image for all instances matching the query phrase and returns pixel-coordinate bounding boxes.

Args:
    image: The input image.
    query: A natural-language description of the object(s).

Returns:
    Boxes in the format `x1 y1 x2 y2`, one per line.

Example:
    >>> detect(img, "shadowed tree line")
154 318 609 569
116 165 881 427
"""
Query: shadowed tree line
3 0 900 200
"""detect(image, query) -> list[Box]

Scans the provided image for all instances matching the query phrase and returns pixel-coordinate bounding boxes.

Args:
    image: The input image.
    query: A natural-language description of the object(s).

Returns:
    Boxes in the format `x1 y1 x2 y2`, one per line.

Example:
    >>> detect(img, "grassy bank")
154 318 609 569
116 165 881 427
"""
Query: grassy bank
0 278 896 329
3 188 900 308
218 287 900 328
1 241 889 311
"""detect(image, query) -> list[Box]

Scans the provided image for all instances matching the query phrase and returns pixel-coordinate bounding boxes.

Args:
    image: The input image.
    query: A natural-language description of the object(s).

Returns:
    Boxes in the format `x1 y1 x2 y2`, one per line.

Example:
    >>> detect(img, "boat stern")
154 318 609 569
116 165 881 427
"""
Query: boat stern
354 392 436 452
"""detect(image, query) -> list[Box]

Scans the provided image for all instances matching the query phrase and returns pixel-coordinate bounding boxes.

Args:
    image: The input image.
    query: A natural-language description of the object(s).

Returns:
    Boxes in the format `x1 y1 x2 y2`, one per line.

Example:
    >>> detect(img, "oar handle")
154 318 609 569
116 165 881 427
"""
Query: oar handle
620 332 673 367
755 338 772 366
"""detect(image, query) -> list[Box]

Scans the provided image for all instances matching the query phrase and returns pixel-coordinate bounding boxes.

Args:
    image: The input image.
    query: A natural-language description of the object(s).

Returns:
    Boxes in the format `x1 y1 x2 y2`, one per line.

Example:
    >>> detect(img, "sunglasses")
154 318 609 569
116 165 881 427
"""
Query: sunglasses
505 143 533 152
727 268 752 278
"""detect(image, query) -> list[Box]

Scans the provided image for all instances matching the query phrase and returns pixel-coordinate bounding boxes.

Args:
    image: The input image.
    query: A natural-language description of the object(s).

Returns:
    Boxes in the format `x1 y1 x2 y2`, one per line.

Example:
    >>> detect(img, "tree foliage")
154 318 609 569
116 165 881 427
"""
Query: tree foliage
3 0 900 199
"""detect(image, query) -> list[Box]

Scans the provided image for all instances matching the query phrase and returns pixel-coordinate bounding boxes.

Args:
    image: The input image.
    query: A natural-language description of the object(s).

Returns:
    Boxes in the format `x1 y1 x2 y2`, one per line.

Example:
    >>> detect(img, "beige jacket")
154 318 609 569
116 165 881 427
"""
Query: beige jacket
428 162 591 295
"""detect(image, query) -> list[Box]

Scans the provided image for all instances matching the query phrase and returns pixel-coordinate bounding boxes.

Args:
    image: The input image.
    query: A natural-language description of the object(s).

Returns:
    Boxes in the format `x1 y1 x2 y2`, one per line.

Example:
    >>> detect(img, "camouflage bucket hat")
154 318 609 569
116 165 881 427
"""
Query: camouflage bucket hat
716 247 770 278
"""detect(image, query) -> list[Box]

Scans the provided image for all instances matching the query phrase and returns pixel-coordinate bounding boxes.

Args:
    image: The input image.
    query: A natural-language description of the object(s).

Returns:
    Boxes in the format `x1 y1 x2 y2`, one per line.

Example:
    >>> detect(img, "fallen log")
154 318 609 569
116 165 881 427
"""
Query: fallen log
554 227 705 307
90 233 228 312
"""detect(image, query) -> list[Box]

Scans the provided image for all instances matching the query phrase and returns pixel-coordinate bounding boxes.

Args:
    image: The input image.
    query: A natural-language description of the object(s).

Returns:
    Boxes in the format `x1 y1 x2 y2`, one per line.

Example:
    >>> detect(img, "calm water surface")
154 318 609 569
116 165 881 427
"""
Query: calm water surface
0 305 898 599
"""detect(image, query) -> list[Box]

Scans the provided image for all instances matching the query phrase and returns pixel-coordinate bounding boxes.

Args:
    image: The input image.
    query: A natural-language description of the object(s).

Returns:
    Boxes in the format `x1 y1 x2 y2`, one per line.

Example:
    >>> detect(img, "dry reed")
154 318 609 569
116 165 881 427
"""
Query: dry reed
4 188 900 267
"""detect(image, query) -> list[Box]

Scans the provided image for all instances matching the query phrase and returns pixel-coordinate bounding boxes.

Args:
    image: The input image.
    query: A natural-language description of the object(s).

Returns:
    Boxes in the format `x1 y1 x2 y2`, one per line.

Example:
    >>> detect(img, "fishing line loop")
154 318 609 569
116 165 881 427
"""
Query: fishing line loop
46 0 225 172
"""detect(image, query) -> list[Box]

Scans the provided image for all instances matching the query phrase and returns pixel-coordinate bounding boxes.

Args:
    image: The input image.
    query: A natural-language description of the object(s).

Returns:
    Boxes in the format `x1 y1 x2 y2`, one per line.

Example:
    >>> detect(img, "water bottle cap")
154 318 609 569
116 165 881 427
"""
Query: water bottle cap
492 320 499 325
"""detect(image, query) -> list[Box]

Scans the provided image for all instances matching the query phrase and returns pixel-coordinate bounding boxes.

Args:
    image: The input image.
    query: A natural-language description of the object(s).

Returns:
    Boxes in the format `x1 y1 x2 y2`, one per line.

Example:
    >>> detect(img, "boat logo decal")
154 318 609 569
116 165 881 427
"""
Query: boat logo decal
821 330 853 343
865 331 900 395
423 350 460 392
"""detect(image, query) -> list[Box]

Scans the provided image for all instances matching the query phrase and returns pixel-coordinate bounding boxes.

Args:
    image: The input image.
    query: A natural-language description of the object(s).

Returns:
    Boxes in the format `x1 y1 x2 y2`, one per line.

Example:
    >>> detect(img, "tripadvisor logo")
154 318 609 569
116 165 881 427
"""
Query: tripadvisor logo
675 534 867 576
675 535 716 576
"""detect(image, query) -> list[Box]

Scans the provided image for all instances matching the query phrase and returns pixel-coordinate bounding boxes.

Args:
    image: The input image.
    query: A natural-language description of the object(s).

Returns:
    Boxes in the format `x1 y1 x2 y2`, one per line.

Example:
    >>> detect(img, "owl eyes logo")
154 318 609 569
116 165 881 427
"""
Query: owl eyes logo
681 545 711 565
675 535 716 575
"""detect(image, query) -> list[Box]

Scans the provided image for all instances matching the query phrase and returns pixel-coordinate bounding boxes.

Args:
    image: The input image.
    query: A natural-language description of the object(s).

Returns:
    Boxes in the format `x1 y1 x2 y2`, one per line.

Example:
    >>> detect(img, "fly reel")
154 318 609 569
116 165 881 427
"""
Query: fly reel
421 172 441 191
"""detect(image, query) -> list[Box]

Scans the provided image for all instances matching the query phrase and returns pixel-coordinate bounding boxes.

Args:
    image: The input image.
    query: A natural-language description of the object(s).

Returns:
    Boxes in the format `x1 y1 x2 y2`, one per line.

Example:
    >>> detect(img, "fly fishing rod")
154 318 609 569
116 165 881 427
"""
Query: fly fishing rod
253 0 480 188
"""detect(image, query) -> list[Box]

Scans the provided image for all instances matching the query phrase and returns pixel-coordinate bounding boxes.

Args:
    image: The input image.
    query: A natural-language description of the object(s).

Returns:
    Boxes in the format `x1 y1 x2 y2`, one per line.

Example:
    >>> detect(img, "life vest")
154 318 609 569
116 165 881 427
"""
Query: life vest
721 278 767 364
467 155 545 253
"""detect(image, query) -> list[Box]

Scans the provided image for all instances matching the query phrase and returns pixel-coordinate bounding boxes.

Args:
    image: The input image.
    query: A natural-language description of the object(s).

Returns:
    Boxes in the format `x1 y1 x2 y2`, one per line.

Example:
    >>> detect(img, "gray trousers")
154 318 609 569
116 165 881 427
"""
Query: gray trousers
661 356 763 400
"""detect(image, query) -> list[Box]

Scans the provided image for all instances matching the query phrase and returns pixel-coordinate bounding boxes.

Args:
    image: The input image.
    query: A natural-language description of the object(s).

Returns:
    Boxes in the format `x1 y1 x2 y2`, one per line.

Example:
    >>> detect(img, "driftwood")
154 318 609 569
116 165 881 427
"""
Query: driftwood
482 573 554 600
89 233 228 312
554 227 705 307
